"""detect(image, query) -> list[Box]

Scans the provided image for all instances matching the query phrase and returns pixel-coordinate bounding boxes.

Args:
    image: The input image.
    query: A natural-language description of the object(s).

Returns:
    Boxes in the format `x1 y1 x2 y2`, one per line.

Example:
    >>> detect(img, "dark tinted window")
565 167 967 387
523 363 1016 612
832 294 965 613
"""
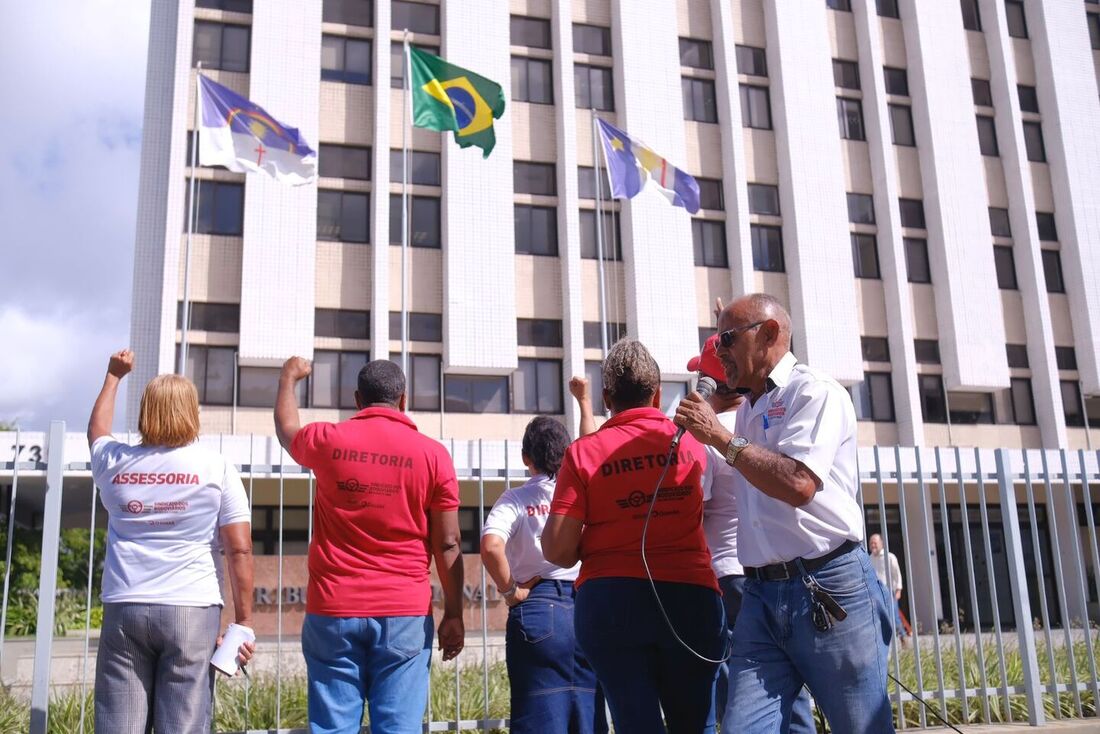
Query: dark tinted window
323 0 372 26
949 392 995 424
193 21 250 72
919 374 948 423
240 366 303 408
1042 250 1065 293
905 238 932 283
445 375 509 413
988 207 1012 237
884 67 909 96
511 16 551 48
1036 212 1058 241
319 144 371 180
390 312 443 342
1009 378 1036 425
1005 0 1028 38
851 234 880 278
515 205 558 255
517 318 563 347
899 198 926 229
315 308 369 339
577 166 611 200
390 149 441 185
1023 122 1046 162
178 301 240 333
751 225 784 272
961 0 982 31
512 57 554 104
827 0 852 10
197 0 253 10
1017 85 1039 113
847 193 875 224
310 351 366 409
1055 346 1078 371
914 339 941 364
575 65 614 110
514 162 557 195
693 220 728 268
852 372 895 422
391 1 439 34
579 210 622 260
890 104 916 146
679 38 714 70
318 190 369 242
833 60 861 90
877 0 900 18
994 245 1017 289
182 345 236 405
740 85 771 129
697 178 724 211
185 180 244 235
1005 344 1029 369
861 337 890 362
747 184 780 215
583 322 626 349
837 98 866 141
977 116 999 156
514 359 563 414
389 194 441 248
735 45 767 76
1062 381 1085 427
1090 14 1100 50
683 78 719 123
971 78 993 106
573 24 612 55
321 35 371 84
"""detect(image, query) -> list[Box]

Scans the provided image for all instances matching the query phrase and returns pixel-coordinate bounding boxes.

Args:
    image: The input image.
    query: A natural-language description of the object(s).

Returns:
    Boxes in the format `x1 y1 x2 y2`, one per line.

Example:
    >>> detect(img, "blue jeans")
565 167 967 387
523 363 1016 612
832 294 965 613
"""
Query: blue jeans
302 613 433 734
505 580 608 734
575 577 725 734
713 575 816 733
724 546 895 733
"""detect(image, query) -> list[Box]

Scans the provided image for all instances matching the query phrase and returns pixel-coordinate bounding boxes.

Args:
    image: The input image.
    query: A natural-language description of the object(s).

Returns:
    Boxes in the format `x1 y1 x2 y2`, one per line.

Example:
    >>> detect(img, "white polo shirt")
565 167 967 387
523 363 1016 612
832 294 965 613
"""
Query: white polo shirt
702 411 744 578
481 474 580 584
730 352 864 568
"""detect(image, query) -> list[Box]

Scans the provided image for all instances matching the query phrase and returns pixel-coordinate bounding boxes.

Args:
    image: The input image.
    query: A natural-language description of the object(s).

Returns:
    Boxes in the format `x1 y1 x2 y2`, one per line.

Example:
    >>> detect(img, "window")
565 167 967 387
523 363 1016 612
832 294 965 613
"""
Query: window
1006 343 1029 369
1005 0 1028 38
862 337 890 362
682 78 718 123
573 24 611 55
514 359 564 414
318 190 369 242
583 322 626 349
961 0 982 31
389 150 441 185
1062 381 1085 427
323 0 372 26
514 162 556 195
1090 13 1100 50
977 116 999 156
899 198 926 229
585 360 605 414
679 38 714 70
515 205 558 255
193 21 250 72
877 0 900 17
884 67 909 96
577 166 611 200
183 345 235 405
905 238 932 283
847 193 876 224
740 85 772 129
852 372 895 422
1042 250 1065 293
735 45 767 77
445 375 509 413
1055 346 1078 371
389 194 441 248
177 301 239 333
919 374 948 423
240 366 303 408
971 78 993 107
1023 122 1046 162
988 207 1012 237
751 225 784 272
837 98 866 141
511 16 551 49
889 104 916 146
391 1 439 34
851 234 880 279
197 0 253 10
517 318 563 347
321 35 371 85
575 65 614 110
1017 85 1039 113
408 353 441 411
390 42 439 89
949 392 995 424
311 351 367 409
693 220 728 268
319 144 371 180
389 311 442 342
579 210 622 260
994 245 1018 289
747 184 780 216
315 308 369 339
185 180 244 235
457 508 486 553
1036 212 1058 241
833 60 861 90
697 178 724 210
914 339 941 364
511 57 554 104
827 0 852 10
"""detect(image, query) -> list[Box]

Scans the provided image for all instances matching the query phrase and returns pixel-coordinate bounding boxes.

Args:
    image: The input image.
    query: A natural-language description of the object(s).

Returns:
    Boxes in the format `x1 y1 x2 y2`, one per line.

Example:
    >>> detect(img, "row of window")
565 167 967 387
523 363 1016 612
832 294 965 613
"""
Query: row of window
859 337 1081 372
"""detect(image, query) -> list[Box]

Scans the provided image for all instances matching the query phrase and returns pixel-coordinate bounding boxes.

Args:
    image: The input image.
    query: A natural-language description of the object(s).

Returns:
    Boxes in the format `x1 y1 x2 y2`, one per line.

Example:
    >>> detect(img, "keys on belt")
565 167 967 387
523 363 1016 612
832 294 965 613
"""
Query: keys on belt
803 575 848 632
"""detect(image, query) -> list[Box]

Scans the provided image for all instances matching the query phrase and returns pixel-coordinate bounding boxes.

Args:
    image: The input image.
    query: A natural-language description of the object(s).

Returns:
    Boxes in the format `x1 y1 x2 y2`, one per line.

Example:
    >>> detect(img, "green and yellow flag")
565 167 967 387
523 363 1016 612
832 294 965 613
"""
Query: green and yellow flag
408 46 506 158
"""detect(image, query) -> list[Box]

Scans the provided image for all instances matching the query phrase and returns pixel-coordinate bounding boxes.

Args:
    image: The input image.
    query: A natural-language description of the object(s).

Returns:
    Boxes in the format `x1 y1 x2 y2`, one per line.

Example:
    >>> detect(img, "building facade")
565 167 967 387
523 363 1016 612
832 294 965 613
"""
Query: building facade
128 0 1100 450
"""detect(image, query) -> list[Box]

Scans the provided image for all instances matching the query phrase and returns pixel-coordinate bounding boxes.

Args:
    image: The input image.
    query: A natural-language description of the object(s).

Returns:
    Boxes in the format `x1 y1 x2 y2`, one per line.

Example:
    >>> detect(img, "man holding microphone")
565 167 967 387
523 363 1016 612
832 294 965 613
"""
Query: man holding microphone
675 294 894 733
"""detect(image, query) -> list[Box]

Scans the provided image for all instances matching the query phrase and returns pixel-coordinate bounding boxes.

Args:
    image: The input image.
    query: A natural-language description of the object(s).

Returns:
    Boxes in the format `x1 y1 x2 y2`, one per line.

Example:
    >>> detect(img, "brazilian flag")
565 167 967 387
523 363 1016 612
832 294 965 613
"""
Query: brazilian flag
409 47 506 158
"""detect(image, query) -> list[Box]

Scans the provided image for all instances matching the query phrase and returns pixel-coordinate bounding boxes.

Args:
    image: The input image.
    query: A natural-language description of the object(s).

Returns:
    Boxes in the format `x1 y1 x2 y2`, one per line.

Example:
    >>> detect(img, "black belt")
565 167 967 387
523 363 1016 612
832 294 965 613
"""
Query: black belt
744 540 859 582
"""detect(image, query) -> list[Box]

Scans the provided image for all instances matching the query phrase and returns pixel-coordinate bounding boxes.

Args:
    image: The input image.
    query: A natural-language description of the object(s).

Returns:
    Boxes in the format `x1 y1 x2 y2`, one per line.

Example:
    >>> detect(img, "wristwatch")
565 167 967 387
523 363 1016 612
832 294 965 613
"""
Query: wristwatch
724 436 750 467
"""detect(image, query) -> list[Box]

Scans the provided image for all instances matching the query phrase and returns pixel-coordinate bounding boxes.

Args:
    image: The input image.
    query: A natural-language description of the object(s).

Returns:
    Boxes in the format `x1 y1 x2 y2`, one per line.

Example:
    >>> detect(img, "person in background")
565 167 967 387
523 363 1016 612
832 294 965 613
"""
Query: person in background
545 339 725 734
869 533 908 646
480 416 607 734
88 349 255 734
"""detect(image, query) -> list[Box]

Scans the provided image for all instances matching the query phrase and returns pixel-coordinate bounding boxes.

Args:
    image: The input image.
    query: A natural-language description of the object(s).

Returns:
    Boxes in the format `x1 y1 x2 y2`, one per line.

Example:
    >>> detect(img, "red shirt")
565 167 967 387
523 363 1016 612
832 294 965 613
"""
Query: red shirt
290 408 459 616
550 407 717 591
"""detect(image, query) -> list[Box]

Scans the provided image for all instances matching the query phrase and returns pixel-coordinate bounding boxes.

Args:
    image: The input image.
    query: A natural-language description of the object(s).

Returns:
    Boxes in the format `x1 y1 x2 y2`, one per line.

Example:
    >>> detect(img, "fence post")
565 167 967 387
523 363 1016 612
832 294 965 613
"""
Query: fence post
996 449 1045 726
29 420 67 734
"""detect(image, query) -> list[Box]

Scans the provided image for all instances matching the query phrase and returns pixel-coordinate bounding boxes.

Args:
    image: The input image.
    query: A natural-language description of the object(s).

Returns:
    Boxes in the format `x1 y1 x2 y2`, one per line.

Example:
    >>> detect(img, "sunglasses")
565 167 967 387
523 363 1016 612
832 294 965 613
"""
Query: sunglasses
716 320 766 349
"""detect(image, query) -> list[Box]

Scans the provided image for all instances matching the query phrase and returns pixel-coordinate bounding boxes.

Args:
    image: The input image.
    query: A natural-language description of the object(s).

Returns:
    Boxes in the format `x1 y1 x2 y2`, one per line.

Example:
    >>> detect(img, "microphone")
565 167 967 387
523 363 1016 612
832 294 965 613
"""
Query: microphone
671 376 717 448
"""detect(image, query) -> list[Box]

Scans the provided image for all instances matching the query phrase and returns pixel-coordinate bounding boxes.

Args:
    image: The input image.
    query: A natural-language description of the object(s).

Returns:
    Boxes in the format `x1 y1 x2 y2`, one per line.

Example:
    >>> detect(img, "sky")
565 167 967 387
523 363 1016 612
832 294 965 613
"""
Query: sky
0 2 150 432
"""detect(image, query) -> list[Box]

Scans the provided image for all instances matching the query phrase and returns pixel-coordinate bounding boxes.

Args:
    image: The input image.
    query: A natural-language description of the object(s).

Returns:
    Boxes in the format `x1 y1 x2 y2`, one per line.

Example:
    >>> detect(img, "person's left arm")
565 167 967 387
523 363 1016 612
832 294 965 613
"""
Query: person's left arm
88 350 134 446
675 383 848 508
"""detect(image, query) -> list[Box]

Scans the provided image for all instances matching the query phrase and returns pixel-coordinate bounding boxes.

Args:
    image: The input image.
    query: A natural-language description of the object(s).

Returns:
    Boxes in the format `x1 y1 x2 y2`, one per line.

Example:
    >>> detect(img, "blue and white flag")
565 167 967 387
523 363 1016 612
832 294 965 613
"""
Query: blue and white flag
197 75 317 185
595 118 700 214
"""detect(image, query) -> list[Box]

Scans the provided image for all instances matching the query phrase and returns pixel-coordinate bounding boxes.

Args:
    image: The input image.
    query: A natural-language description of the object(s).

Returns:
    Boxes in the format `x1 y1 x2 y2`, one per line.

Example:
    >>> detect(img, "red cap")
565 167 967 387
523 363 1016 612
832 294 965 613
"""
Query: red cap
687 335 726 383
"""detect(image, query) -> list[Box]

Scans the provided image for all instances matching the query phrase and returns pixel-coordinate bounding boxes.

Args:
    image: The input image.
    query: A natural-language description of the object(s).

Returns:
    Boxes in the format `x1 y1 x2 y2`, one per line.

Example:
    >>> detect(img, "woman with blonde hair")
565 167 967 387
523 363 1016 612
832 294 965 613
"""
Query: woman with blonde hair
87 349 255 733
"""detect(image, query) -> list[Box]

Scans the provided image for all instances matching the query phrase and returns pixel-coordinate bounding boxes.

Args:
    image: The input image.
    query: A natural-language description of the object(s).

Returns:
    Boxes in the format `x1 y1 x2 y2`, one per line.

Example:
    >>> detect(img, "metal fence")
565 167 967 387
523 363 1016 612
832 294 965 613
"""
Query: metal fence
2 421 1100 732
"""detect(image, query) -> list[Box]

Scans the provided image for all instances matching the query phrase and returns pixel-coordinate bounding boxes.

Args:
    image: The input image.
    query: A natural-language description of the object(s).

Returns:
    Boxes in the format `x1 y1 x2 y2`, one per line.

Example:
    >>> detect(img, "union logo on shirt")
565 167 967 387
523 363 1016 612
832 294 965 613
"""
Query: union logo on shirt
767 402 787 421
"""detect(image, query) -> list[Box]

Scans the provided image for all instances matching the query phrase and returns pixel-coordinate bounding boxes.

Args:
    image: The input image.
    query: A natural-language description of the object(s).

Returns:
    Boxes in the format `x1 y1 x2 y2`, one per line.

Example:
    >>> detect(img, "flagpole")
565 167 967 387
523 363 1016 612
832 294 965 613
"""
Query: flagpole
401 31 411 378
180 62 203 375
591 109 610 362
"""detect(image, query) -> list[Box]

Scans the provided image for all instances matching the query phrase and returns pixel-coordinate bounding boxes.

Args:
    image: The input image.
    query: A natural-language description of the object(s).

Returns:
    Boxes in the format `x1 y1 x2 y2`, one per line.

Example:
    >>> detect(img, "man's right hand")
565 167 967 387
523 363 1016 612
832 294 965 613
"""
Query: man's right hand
107 349 135 379
281 356 311 383
568 376 590 403
438 614 464 661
